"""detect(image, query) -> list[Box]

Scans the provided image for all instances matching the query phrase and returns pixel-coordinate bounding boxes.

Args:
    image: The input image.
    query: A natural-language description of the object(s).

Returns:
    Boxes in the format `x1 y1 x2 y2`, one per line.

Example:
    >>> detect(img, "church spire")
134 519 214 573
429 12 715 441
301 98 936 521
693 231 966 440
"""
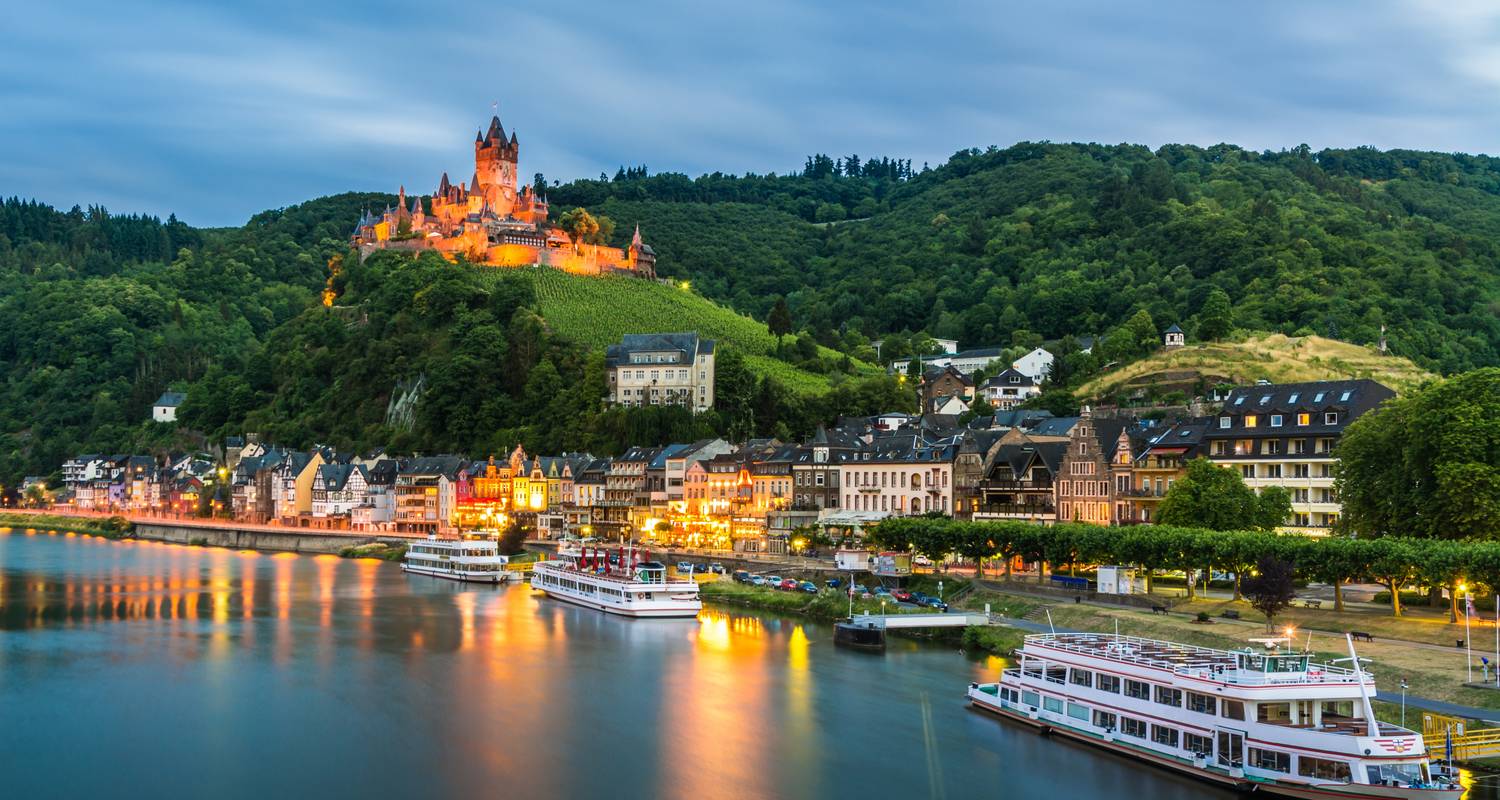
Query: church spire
631 224 643 248
486 114 505 144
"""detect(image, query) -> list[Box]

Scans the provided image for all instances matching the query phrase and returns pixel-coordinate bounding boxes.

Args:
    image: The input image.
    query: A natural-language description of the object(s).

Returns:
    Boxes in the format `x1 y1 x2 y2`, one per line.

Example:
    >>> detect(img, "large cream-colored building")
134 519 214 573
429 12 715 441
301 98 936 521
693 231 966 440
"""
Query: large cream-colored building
605 333 716 413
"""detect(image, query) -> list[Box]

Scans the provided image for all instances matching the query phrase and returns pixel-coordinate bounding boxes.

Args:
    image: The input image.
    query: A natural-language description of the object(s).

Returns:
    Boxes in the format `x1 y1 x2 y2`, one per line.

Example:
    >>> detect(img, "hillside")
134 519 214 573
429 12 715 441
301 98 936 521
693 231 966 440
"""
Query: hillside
555 143 1500 374
1075 333 1436 402
496 268 869 394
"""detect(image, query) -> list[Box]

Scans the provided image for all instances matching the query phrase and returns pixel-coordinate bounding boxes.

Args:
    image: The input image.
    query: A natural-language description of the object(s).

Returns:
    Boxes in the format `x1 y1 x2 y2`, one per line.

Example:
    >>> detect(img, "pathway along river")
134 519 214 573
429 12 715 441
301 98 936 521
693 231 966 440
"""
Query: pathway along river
0 529 1491 799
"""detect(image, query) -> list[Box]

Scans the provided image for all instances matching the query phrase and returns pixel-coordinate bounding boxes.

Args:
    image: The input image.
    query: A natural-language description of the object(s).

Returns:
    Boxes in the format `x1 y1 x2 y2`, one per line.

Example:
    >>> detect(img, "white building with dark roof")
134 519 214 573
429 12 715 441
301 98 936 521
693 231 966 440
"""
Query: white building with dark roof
605 332 716 412
152 391 186 423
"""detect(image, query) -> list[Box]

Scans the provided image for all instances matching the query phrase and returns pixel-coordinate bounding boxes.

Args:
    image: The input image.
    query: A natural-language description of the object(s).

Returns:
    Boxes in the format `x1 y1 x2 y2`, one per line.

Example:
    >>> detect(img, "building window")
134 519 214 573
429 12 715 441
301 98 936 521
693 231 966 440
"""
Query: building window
1222 700 1245 720
1270 414 1283 427
1043 696 1064 714
1324 412 1339 425
1096 674 1120 693
1124 679 1150 700
1219 417 1231 429
1296 413 1310 426
1154 686 1182 707
1184 732 1213 757
1093 710 1117 730
1121 718 1147 739
1244 415 1258 428
1069 668 1093 688
1151 725 1180 748
1240 465 1254 479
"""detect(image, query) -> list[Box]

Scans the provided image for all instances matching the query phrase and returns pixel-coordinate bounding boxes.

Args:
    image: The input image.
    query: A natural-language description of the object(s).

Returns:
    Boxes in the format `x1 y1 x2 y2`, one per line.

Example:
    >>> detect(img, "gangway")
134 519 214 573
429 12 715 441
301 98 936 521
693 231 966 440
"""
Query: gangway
849 611 988 629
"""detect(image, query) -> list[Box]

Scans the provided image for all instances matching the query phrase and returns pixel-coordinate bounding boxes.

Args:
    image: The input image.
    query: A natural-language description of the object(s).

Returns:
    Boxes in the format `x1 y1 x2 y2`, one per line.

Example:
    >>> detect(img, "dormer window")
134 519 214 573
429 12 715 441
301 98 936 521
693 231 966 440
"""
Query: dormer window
1297 413 1310 426
1009 375 1020 383
1219 416 1231 429
1324 412 1339 425
1244 415 1258 428
1270 414 1283 427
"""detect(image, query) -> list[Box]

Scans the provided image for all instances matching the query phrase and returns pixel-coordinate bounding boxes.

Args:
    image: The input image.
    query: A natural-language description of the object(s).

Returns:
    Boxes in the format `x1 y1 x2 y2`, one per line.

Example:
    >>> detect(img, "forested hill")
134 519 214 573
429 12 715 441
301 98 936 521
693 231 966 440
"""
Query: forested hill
555 143 1500 374
3 140 1500 481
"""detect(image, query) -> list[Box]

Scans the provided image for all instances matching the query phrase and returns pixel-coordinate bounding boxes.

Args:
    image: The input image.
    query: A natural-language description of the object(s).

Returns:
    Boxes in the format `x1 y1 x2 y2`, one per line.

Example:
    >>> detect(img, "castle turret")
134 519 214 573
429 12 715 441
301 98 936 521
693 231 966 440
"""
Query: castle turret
474 113 519 216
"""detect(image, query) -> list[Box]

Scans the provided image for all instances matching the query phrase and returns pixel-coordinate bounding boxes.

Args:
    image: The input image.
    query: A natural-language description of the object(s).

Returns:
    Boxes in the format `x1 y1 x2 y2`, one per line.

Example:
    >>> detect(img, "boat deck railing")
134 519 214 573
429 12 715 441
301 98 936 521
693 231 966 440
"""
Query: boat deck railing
1026 633 1368 686
536 562 697 588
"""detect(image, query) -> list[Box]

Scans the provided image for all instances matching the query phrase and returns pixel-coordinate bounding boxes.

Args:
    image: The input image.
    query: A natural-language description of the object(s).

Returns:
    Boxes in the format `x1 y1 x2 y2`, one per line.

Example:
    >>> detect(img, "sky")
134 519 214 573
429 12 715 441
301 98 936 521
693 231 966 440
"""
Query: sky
3 0 1500 227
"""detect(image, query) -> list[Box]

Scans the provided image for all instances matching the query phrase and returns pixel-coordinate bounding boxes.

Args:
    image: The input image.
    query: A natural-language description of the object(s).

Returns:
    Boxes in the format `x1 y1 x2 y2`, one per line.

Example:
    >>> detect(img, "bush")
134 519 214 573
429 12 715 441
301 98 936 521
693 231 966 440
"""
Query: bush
1197 611 1211 622
189 537 209 547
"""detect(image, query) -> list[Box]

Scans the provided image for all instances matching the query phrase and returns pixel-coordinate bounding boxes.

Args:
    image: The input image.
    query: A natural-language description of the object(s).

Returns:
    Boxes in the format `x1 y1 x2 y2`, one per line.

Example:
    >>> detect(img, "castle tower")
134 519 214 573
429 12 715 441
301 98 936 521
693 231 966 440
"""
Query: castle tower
474 114 519 216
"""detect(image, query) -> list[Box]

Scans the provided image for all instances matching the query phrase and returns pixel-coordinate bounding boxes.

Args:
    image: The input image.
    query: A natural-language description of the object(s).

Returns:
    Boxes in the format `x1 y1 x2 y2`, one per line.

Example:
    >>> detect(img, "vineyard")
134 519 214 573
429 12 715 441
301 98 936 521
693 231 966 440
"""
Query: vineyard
477 266 872 394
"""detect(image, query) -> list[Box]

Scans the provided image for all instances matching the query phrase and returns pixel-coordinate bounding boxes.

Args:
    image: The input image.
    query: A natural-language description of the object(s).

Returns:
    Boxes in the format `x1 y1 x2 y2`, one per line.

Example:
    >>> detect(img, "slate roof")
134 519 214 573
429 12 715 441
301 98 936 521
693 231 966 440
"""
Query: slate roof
153 392 186 408
605 333 715 367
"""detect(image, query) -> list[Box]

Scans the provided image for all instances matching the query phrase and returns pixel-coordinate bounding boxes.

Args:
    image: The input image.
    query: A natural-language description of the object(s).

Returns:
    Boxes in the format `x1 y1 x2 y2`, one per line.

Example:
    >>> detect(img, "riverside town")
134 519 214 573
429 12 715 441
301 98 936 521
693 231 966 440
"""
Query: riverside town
6 5 1500 799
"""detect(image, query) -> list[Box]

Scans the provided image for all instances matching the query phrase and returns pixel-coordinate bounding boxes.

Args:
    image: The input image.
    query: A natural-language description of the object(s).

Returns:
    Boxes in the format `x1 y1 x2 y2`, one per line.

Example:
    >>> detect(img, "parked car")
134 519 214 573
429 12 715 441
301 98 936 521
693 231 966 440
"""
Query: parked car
872 586 892 597
765 575 783 588
733 570 752 583
913 555 934 567
708 563 726 574
891 589 914 603
750 575 767 586
910 592 931 604
778 578 800 591
798 581 819 594
923 597 949 611
676 561 695 573
826 578 842 589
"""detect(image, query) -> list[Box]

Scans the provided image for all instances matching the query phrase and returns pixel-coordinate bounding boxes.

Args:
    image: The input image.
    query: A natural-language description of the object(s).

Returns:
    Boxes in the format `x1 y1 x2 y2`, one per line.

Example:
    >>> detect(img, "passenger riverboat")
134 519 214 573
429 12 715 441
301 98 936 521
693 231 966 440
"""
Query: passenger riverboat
401 531 518 584
530 545 701 618
968 632 1461 799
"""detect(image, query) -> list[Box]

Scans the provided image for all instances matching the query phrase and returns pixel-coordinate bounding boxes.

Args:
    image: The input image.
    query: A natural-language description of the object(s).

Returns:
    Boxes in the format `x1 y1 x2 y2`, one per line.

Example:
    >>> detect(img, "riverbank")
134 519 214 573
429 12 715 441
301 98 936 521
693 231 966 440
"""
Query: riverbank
698 576 1033 655
0 509 411 557
0 511 133 538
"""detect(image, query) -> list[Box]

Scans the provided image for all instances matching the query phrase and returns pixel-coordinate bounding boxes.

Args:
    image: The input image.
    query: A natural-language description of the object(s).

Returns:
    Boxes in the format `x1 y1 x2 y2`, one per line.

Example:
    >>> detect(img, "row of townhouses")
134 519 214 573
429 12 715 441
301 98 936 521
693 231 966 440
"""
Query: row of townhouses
56 378 1392 548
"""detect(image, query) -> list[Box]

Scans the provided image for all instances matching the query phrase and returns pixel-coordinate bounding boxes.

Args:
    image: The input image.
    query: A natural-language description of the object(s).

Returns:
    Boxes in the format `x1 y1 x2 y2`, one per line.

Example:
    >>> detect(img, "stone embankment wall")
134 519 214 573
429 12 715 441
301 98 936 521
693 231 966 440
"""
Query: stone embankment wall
134 522 406 555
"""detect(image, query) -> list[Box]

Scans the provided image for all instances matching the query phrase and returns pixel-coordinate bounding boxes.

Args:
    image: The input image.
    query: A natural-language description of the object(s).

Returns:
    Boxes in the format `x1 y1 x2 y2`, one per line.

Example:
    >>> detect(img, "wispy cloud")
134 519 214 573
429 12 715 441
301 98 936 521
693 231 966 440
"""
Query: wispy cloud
3 0 1500 225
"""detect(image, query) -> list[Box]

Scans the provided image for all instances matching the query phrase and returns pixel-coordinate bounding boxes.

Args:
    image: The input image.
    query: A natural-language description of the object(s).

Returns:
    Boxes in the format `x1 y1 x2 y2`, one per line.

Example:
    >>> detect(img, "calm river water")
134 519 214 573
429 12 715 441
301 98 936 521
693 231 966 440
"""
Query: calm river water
1 529 1484 799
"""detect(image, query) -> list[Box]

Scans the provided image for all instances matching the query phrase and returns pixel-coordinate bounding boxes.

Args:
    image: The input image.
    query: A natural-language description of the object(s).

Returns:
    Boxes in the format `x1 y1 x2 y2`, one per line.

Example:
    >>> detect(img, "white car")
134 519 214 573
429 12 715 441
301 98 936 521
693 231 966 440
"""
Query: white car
913 555 934 567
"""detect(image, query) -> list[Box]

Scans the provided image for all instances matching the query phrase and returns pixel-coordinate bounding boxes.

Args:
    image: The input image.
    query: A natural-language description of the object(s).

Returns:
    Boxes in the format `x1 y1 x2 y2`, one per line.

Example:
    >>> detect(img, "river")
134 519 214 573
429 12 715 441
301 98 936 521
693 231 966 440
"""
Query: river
0 528 1480 799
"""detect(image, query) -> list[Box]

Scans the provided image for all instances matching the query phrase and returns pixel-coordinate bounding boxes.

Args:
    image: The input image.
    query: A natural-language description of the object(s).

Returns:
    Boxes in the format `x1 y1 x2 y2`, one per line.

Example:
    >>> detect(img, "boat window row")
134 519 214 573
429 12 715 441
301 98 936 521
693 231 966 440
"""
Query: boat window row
1069 698 1352 781
1059 665 1243 719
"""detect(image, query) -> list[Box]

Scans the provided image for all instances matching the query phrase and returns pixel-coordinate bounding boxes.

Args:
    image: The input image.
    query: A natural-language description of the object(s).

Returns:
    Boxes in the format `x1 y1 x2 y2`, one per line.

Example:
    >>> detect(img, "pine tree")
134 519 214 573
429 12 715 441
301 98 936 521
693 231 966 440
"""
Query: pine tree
1197 288 1233 341
767 297 793 341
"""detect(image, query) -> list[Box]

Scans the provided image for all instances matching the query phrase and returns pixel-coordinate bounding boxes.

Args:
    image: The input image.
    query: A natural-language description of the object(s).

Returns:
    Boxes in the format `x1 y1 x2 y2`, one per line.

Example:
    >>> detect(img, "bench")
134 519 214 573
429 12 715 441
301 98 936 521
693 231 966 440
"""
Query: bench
1350 631 1374 642
1220 609 1241 620
1302 599 1323 609
1151 605 1170 615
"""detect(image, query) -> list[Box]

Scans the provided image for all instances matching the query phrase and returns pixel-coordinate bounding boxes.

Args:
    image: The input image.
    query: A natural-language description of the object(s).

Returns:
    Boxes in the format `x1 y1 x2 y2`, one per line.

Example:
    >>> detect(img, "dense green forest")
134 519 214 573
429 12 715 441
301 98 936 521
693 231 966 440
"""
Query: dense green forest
3 139 1499 481
556 143 1500 373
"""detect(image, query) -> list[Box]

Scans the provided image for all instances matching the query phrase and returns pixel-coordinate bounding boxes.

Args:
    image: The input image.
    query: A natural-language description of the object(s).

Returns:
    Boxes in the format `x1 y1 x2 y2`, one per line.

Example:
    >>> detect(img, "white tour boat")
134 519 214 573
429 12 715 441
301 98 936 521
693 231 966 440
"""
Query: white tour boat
401 531 519 584
530 545 701 618
968 632 1462 799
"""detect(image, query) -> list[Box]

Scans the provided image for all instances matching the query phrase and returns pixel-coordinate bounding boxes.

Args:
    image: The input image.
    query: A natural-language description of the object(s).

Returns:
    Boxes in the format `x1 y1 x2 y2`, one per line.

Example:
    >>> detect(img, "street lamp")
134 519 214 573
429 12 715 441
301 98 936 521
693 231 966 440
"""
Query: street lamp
1400 677 1409 727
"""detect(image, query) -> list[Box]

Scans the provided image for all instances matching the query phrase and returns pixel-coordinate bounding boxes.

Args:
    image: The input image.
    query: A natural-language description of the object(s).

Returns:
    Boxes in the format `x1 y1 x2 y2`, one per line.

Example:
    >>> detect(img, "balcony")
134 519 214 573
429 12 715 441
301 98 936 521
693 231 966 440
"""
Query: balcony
975 502 1055 518
982 479 1054 491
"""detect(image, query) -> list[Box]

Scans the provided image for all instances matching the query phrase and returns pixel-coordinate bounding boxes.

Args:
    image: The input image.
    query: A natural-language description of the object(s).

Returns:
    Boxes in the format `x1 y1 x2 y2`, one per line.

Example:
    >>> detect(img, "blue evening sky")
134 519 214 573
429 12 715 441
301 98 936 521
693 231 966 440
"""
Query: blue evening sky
2 0 1496 226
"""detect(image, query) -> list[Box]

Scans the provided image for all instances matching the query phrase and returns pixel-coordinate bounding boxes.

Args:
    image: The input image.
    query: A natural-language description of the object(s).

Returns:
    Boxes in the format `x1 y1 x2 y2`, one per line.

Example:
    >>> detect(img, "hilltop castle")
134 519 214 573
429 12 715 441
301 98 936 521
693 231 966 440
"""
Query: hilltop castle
353 113 655 277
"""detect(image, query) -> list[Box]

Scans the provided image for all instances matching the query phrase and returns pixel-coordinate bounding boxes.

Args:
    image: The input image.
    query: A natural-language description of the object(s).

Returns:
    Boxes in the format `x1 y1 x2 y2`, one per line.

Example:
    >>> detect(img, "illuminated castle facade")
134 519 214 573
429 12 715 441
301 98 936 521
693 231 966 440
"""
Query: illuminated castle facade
354 114 655 277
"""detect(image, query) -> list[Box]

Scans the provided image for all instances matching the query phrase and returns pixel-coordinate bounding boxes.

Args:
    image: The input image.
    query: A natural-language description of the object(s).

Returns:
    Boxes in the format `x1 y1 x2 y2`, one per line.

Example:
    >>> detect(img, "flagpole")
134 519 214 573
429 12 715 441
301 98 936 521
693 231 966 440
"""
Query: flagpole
1494 593 1498 688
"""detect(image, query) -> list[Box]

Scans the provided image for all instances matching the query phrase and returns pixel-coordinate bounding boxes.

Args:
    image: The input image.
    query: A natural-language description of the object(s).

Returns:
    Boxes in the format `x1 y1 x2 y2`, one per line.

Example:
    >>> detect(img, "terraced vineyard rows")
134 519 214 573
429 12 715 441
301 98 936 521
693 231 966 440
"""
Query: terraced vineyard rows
475 267 867 394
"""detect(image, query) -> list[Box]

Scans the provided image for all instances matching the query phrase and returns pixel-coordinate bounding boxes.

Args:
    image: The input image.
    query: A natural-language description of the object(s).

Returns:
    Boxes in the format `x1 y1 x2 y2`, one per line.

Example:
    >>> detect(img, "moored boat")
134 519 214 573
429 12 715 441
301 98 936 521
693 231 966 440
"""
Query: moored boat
401 530 518 584
530 545 701 618
968 631 1462 799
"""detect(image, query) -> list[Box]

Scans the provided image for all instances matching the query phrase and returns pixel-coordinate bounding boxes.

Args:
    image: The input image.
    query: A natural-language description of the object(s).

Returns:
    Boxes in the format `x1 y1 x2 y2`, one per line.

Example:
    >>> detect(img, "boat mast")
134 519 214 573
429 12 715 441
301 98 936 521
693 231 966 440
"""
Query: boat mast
1344 633 1380 731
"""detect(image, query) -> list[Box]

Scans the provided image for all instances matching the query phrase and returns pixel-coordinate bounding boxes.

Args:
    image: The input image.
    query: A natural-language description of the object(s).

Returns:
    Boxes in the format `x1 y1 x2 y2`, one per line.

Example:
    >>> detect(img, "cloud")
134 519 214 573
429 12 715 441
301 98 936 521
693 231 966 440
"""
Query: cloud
3 0 1499 225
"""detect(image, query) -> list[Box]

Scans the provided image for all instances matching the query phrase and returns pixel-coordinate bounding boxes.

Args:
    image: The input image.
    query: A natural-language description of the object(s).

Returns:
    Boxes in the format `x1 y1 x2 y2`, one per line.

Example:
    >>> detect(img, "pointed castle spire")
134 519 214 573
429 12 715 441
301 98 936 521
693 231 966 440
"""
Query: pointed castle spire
485 114 505 144
631 223 643 248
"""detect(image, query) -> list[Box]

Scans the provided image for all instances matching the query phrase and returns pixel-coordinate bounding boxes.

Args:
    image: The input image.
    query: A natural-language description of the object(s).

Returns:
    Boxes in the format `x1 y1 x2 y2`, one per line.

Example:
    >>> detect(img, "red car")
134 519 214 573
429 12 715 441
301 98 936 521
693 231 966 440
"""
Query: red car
778 578 800 591
891 589 914 603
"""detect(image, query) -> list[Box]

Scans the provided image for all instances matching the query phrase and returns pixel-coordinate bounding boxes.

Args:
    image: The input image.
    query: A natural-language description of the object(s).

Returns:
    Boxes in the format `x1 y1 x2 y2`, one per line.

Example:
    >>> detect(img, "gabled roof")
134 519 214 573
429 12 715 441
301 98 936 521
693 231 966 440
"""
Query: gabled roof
153 391 186 408
1164 323 1184 335
605 332 715 367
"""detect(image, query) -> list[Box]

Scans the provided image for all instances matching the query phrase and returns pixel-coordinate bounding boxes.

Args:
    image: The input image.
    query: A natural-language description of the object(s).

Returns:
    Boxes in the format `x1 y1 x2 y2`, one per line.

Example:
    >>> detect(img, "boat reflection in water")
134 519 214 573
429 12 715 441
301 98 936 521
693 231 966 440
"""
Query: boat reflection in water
1 527 1492 800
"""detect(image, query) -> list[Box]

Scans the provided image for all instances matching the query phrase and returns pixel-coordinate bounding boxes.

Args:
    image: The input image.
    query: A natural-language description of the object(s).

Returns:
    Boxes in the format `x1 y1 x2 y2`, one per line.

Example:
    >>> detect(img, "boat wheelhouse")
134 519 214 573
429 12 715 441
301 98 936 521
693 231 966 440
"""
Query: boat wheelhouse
531 546 701 618
401 531 518 584
968 632 1461 799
